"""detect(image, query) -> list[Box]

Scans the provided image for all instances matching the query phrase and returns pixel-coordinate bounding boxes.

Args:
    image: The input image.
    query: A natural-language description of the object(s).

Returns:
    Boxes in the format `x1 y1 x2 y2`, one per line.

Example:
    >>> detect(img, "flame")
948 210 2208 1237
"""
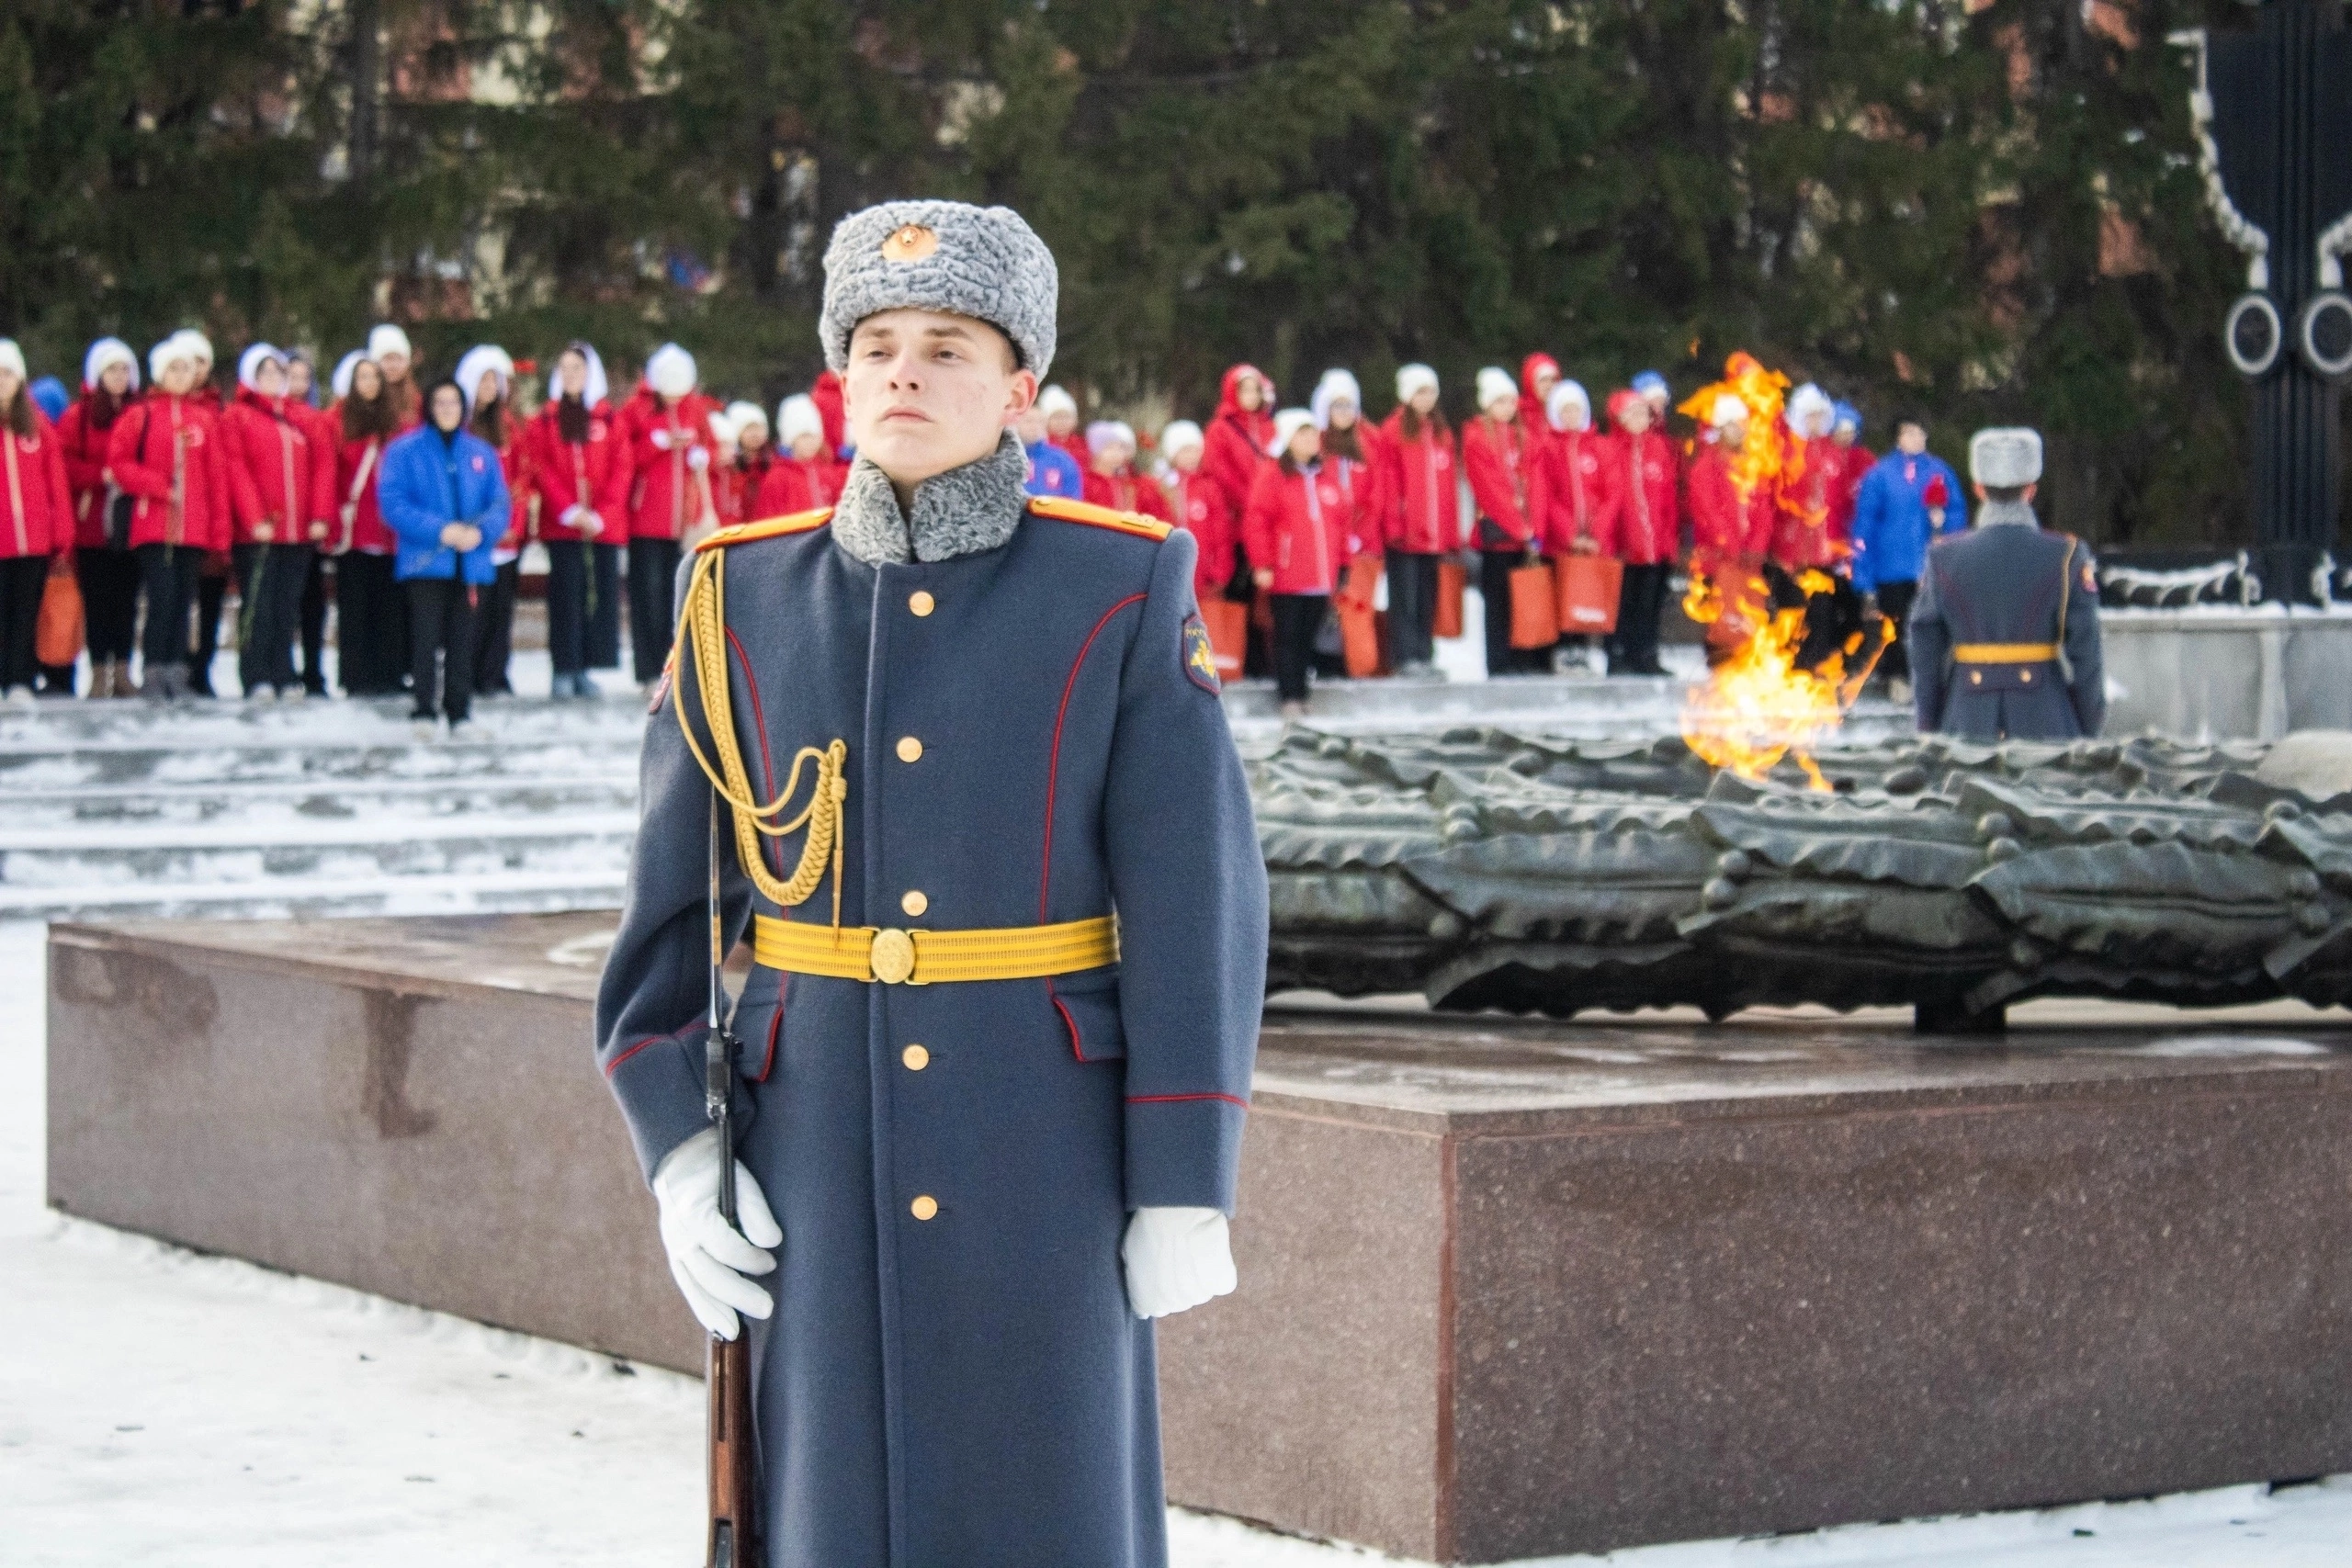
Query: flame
1677 352 1795 506
1681 567 1893 792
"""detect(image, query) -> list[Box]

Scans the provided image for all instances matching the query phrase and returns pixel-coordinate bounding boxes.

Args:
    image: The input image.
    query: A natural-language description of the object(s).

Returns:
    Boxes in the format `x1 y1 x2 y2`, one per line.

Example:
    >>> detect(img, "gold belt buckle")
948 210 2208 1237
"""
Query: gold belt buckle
869 928 921 986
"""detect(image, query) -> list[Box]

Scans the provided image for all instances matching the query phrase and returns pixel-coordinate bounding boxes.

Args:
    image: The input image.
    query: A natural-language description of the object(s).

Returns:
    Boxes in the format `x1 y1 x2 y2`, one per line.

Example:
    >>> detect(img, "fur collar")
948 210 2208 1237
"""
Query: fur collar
830 430 1029 567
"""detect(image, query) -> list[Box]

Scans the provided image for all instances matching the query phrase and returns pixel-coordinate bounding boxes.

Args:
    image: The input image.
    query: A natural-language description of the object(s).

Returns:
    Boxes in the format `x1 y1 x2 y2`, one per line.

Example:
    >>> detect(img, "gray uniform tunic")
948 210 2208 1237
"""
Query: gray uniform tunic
594 433 1269 1567
1907 500 2105 741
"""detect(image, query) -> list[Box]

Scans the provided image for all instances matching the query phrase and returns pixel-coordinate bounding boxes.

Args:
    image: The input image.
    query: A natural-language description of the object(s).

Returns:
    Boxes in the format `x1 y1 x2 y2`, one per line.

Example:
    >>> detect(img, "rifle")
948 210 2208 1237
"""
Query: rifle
705 793 762 1568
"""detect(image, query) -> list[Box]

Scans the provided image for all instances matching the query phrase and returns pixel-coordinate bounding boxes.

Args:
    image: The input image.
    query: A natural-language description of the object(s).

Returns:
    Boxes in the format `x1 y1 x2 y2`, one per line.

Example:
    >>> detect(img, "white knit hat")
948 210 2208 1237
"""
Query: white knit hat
1039 384 1079 420
726 400 769 435
453 344 514 414
1546 379 1590 432
707 408 738 450
1310 368 1362 430
1085 419 1136 457
777 393 824 446
170 328 214 370
1159 419 1204 458
149 336 193 383
1266 407 1318 457
331 349 367 400
1784 382 1832 437
556 341 609 408
1396 363 1439 406
84 337 140 393
368 323 412 362
1475 367 1517 412
1708 391 1748 429
646 343 696 400
236 343 284 393
0 340 25 384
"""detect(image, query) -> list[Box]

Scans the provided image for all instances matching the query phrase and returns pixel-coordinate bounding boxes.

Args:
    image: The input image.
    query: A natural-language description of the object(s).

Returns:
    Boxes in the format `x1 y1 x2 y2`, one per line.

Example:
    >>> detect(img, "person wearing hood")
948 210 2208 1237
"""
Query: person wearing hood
1375 364 1458 677
1039 383 1087 467
1850 414 1965 700
368 323 423 429
1201 363 1274 531
606 342 717 684
1828 401 1871 547
332 352 411 697
1012 393 1084 501
1080 420 1175 524
453 345 526 698
0 343 73 705
379 376 510 734
1245 407 1378 718
1632 371 1671 431
756 391 847 517
107 336 235 701
1519 353 1564 475
1156 420 1234 604
523 342 619 697
1604 389 1679 676
1538 378 1618 676
808 366 848 459
715 400 775 526
1461 366 1550 676
60 338 143 697
222 344 335 700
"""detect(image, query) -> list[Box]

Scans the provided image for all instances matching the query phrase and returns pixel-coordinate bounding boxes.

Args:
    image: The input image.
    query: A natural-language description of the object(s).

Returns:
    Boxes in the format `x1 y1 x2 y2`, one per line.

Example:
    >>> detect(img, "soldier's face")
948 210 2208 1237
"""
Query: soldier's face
843 308 1035 488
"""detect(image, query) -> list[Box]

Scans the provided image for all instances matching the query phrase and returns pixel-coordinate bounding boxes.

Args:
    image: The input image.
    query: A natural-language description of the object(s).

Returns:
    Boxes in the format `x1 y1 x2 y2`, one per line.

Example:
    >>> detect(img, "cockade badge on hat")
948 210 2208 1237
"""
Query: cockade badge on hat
883 223 939 263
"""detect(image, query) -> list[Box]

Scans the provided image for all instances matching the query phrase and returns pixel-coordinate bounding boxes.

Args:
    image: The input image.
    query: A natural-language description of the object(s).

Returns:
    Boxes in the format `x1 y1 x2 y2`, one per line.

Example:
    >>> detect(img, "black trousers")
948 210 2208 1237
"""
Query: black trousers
1478 547 1547 676
1876 578 1918 682
473 558 519 694
299 549 330 692
336 551 409 695
1387 552 1440 669
0 555 46 693
138 543 202 674
79 547 141 662
546 540 622 676
627 537 682 683
190 562 227 691
233 543 309 695
1270 592 1327 704
1611 562 1672 675
406 576 478 722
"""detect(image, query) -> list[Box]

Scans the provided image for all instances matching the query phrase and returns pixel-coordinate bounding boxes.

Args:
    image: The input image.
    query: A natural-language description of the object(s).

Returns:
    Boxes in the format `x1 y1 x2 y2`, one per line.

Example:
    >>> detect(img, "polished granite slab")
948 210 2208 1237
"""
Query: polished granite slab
45 916 2352 1562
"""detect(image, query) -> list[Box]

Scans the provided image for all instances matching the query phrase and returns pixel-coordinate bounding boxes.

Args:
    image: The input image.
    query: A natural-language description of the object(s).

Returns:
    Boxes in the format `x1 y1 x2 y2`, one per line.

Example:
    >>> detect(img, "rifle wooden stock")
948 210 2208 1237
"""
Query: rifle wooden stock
707 1325 760 1567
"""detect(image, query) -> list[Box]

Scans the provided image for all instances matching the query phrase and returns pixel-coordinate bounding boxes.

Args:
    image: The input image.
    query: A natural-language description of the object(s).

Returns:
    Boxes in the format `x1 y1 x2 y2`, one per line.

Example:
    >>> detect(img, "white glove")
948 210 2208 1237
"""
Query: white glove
686 446 711 472
651 1126 782 1340
1121 1205 1237 1320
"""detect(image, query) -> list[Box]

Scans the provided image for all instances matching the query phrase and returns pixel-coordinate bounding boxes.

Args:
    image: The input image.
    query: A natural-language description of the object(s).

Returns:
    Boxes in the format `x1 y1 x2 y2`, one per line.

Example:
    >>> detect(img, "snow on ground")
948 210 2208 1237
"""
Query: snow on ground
5 917 2348 1565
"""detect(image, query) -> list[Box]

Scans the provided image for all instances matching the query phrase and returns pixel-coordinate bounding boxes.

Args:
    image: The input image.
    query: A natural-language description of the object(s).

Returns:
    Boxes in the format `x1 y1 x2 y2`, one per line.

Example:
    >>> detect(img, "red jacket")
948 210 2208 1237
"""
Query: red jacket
1242 457 1377 597
1828 441 1872 547
1164 468 1235 601
0 411 73 559
1461 412 1544 547
1375 411 1460 555
522 399 618 544
1541 427 1621 558
335 431 396 554
105 391 236 551
606 388 719 542
753 453 845 518
1049 430 1089 468
222 388 337 547
1687 441 1774 569
1607 429 1680 567
1519 353 1562 470
1201 365 1273 551
715 452 774 526
57 393 133 549
1080 466 1176 525
1771 434 1857 572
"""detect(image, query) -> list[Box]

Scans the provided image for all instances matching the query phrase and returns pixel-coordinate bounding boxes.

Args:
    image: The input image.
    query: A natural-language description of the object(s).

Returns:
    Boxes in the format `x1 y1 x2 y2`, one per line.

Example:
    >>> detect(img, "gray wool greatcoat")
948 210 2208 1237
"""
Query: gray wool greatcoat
1908 502 2106 742
594 435 1268 1568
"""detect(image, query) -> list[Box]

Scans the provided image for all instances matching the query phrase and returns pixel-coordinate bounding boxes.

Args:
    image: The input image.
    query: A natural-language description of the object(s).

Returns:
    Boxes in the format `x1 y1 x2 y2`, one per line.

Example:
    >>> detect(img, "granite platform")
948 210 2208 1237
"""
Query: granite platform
45 914 2352 1562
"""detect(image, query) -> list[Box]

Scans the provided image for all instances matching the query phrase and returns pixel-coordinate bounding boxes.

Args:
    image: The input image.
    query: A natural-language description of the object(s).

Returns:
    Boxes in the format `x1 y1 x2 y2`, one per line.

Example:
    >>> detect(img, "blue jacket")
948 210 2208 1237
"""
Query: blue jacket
1023 438 1084 500
1849 450 1966 592
379 425 511 585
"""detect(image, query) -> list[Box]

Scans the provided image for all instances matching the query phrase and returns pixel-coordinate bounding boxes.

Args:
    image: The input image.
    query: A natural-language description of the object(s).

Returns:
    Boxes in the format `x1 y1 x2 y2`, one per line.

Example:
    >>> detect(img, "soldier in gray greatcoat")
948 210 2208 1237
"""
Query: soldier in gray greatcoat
1907 427 2105 742
594 201 1269 1566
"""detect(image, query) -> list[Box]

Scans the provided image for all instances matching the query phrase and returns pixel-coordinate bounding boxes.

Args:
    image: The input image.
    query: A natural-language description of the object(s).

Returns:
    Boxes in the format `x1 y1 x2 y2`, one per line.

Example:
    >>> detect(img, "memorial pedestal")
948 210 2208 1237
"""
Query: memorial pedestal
46 917 2352 1563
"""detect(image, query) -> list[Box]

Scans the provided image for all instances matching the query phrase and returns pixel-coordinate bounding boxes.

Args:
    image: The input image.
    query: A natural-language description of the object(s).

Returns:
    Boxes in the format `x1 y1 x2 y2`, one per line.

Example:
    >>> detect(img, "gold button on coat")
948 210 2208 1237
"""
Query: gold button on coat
897 736 923 762
901 889 929 918
902 1044 930 1070
910 1194 939 1221
909 590 934 616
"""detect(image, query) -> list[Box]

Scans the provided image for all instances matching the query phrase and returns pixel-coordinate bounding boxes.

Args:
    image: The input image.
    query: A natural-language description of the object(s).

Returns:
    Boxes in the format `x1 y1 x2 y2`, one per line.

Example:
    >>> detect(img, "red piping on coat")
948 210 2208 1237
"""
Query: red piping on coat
1126 1092 1251 1110
605 1031 680 1077
758 985 785 1082
1041 591 1148 1060
724 626 784 878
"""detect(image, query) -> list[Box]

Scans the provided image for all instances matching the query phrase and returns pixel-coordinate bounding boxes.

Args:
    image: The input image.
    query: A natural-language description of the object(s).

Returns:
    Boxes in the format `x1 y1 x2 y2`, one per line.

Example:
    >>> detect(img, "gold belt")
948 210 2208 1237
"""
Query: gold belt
752 913 1118 986
1952 642 2060 663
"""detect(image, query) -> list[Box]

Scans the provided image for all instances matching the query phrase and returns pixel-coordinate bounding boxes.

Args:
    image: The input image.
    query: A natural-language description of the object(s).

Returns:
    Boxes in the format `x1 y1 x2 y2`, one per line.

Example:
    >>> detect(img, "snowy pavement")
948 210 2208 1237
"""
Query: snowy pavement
5 917 2348 1564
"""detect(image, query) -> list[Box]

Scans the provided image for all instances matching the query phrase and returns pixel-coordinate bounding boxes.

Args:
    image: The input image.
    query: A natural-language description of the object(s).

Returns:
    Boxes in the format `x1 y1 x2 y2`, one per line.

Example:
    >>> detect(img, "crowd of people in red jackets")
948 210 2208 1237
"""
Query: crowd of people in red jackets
0 329 1874 720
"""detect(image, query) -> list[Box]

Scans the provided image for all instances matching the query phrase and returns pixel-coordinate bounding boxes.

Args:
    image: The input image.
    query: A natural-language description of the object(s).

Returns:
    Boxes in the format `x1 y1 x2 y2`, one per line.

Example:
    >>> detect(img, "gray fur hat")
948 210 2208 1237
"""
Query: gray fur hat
819 200 1057 378
1969 427 2043 489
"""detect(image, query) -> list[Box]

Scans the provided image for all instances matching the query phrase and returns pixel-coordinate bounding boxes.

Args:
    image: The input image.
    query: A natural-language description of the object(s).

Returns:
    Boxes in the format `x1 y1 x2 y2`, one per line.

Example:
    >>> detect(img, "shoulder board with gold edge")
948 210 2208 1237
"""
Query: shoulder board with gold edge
694 507 833 553
1026 495 1173 541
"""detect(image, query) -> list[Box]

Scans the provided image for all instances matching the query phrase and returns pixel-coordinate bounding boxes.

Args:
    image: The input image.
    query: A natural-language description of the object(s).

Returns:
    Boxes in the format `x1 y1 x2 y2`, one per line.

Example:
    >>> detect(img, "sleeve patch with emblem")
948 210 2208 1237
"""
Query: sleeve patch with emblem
1182 613 1221 694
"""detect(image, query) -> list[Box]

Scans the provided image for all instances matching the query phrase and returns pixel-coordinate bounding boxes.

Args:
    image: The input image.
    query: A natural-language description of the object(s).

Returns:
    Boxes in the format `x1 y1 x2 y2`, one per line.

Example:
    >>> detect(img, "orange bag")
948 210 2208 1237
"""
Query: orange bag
1508 558 1560 649
37 554 85 667
1433 559 1466 638
1555 553 1623 635
1336 558 1383 678
1199 599 1249 682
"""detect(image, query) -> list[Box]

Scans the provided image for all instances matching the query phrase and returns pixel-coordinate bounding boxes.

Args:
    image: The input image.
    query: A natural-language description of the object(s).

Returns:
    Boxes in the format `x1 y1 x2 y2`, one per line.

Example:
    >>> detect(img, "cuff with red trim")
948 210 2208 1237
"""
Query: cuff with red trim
1124 1093 1249 1213
605 1022 713 1187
